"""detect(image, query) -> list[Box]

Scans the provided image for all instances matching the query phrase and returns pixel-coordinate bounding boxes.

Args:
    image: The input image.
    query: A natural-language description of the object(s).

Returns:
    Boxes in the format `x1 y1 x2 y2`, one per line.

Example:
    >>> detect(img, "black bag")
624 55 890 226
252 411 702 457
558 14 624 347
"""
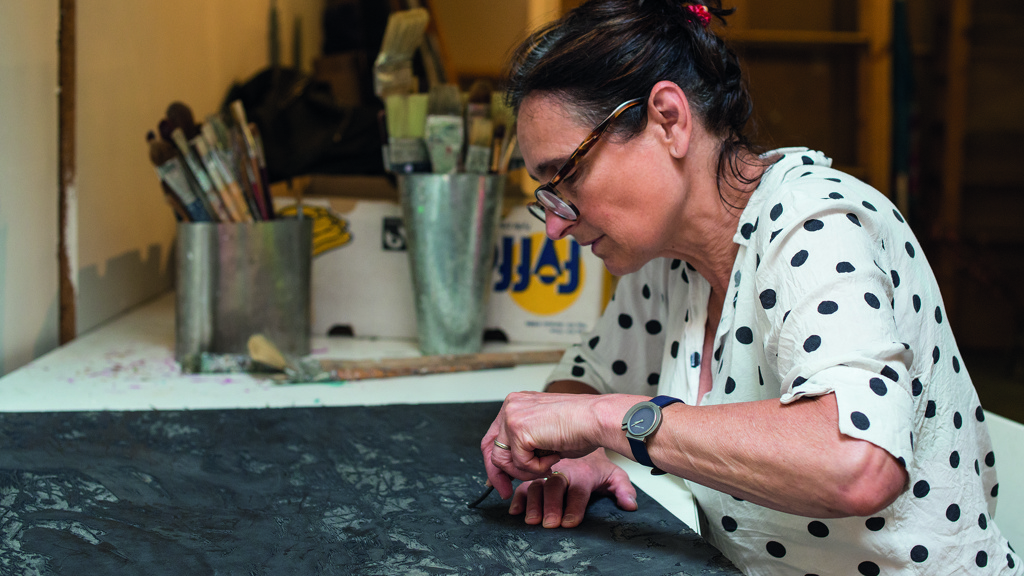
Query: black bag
223 67 384 182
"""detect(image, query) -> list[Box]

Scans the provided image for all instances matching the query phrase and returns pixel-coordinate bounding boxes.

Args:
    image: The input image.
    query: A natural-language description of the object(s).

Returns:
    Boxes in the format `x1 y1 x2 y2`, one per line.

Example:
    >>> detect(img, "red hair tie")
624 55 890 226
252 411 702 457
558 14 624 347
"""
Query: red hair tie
686 3 711 27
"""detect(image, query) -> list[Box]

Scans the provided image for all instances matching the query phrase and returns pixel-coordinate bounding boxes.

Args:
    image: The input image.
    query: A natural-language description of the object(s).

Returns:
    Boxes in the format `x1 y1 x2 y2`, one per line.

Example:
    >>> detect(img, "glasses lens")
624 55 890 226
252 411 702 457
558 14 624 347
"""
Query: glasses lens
527 202 547 222
536 188 577 221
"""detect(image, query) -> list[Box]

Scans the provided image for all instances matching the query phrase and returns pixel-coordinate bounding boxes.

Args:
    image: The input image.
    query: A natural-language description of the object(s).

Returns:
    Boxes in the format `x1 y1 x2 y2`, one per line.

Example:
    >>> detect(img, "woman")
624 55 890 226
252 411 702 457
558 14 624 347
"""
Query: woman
480 1 1020 574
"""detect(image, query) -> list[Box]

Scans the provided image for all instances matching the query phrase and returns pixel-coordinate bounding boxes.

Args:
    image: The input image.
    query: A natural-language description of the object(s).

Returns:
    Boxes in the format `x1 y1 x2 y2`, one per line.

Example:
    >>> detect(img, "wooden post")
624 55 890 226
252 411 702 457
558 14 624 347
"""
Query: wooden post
858 0 894 198
934 0 972 323
58 0 76 345
939 0 971 242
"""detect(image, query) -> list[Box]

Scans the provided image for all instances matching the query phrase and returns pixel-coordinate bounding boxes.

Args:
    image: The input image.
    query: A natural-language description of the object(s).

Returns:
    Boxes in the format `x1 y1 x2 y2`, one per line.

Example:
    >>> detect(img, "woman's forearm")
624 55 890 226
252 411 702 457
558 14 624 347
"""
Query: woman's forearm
591 392 907 518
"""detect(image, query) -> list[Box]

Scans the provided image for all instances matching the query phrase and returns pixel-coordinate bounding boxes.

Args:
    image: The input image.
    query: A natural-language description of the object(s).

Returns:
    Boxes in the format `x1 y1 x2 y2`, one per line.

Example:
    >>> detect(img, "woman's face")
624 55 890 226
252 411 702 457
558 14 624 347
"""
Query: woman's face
517 93 687 276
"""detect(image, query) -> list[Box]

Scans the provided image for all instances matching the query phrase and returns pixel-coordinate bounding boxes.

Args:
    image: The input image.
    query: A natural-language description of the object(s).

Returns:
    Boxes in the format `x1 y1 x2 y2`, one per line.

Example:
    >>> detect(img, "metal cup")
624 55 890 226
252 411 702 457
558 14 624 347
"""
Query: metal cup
176 219 312 371
398 174 505 355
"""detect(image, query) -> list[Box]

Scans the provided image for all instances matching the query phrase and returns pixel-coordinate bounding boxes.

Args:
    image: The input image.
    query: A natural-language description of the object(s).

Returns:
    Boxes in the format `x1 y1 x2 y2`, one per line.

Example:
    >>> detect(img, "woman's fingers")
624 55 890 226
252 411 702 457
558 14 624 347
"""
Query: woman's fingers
607 466 639 511
523 479 546 525
508 470 587 528
482 419 516 499
542 472 569 528
561 479 590 527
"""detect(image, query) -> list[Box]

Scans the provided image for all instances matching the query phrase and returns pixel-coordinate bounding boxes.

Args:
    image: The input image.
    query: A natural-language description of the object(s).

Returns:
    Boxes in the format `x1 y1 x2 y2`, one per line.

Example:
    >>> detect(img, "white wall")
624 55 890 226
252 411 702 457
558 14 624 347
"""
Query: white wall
74 0 323 334
0 0 536 376
0 1 61 375
0 1 322 376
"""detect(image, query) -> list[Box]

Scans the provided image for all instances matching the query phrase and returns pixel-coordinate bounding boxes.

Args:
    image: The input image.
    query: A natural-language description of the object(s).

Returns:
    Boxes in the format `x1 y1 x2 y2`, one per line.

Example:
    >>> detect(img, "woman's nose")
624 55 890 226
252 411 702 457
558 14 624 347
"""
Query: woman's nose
544 212 573 240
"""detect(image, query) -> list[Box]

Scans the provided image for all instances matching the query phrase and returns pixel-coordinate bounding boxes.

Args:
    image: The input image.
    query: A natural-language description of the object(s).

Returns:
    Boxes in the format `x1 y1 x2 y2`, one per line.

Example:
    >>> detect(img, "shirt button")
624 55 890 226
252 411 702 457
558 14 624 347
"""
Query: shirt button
691 352 700 368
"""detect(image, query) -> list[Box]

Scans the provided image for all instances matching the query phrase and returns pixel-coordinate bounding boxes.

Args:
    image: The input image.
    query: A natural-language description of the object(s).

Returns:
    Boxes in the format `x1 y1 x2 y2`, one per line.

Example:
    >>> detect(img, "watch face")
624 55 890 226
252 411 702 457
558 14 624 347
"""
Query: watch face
627 406 658 436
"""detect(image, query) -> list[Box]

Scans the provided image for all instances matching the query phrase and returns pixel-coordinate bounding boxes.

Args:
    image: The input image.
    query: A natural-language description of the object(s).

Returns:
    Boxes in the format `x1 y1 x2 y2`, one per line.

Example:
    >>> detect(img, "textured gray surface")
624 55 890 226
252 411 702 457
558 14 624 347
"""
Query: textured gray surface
0 402 739 575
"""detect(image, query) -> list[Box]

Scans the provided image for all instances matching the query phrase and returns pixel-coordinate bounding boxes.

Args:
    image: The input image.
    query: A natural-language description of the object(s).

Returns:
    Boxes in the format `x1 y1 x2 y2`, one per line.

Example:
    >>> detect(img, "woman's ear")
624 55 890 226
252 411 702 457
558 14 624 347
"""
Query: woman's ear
647 81 692 159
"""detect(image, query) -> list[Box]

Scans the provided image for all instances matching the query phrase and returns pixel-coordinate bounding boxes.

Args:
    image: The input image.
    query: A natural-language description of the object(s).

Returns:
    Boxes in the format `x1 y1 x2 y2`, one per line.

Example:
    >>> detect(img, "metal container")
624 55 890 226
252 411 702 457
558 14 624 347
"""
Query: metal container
175 219 312 371
398 174 505 355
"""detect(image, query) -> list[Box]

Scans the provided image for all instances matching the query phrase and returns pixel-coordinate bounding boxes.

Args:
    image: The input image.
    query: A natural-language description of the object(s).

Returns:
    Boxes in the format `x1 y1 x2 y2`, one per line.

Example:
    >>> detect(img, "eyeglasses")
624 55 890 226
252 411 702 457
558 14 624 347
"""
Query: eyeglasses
528 97 646 223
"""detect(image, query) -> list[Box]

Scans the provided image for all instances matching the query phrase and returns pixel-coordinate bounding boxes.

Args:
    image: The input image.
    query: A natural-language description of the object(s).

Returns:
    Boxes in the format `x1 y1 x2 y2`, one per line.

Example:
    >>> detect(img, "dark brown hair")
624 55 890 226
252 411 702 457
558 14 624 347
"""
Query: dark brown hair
505 0 763 196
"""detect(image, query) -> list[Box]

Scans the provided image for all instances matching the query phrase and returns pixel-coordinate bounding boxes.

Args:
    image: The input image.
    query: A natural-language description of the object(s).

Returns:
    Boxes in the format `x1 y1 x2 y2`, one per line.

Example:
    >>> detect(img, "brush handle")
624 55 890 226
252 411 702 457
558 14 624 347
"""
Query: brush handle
171 128 231 222
156 158 212 222
318 349 565 381
193 137 242 222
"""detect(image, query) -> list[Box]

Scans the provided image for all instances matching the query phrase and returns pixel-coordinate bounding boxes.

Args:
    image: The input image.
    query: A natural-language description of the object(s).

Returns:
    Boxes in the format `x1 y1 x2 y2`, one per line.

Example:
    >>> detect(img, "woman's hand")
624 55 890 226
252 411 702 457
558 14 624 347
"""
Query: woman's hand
482 391 608 498
508 449 637 528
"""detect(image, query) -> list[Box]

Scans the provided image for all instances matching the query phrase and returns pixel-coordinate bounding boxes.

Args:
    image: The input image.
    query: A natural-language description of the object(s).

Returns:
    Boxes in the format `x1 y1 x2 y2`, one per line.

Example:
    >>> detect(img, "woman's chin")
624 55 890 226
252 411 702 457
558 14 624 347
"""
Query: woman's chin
599 255 644 277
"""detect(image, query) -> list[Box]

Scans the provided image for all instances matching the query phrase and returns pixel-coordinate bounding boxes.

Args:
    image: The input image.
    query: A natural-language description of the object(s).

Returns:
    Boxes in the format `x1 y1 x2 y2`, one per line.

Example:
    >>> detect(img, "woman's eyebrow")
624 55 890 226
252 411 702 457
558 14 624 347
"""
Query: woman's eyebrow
531 157 570 182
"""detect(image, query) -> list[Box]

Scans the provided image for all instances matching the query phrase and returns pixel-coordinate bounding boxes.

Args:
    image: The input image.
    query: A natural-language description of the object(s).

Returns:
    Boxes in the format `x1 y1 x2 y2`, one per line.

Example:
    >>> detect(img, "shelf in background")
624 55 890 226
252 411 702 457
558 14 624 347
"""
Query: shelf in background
719 29 870 46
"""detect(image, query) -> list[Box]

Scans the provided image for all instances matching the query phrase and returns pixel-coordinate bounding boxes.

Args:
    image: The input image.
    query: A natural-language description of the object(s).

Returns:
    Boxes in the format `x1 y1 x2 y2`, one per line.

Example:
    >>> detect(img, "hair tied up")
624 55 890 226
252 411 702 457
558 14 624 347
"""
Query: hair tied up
684 3 711 27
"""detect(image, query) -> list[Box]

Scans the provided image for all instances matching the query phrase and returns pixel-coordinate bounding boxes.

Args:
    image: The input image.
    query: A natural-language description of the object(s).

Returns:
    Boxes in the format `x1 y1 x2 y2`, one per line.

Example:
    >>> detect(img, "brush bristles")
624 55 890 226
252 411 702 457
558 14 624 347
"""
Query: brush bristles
378 8 430 65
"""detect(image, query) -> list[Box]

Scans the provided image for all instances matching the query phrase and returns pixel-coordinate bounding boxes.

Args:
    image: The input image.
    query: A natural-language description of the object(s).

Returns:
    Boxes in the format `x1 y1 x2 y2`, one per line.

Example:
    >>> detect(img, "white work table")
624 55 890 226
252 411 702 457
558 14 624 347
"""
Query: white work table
0 292 699 531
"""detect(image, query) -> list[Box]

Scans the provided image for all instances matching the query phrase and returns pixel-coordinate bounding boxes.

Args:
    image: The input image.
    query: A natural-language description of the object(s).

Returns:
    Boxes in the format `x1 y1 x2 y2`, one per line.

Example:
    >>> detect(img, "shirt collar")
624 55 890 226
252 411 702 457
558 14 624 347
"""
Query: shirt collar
731 148 833 246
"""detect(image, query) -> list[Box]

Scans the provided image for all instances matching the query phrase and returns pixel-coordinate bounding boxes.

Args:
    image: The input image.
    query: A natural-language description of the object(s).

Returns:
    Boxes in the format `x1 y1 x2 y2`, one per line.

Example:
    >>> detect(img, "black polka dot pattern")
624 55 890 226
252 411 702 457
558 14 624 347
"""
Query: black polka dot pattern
817 301 838 314
858 561 880 576
911 545 928 562
807 521 829 538
864 293 880 309
946 503 960 521
766 541 786 558
722 516 737 532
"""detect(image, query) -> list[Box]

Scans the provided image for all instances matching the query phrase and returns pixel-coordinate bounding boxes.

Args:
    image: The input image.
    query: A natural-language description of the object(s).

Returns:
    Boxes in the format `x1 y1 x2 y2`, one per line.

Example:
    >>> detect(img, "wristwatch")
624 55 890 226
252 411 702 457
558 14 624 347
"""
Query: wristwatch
621 395 683 475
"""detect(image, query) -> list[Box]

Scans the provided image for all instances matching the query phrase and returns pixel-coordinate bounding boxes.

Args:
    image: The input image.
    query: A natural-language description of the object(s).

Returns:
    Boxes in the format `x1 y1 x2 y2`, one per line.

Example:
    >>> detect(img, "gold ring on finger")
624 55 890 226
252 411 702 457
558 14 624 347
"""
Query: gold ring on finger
549 470 569 488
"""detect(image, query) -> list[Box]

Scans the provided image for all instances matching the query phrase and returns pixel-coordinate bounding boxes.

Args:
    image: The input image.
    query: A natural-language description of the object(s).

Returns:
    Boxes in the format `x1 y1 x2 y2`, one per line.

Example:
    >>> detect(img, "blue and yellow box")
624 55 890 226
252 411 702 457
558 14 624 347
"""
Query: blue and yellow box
486 203 611 344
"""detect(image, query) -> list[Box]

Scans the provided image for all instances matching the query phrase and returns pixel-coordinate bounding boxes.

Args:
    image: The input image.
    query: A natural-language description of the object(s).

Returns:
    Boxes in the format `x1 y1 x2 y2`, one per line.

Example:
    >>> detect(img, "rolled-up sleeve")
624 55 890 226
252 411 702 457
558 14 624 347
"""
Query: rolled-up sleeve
753 186 916 467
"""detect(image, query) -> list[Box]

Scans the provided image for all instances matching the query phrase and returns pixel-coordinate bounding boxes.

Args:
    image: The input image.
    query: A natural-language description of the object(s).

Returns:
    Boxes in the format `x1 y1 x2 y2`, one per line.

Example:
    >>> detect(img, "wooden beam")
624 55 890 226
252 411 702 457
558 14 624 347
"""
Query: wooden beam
938 0 972 242
719 29 870 46
58 0 76 345
858 0 893 198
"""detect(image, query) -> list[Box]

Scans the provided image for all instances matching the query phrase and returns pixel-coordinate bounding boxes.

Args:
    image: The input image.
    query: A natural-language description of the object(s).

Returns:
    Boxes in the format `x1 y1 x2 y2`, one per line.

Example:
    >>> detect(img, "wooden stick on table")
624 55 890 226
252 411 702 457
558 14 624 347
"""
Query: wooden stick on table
319 349 566 381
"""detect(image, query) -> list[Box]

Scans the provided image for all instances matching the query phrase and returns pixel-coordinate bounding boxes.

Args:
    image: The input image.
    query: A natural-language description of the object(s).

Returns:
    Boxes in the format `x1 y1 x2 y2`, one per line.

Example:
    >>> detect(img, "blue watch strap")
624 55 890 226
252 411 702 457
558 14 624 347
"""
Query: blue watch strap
628 436 656 468
651 395 683 409
627 395 682 475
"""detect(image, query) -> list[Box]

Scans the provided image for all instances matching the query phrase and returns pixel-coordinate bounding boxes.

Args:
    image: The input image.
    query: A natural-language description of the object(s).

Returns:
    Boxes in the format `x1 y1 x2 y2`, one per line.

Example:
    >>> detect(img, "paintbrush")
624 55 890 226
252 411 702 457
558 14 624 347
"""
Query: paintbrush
166 101 200 140
498 132 518 175
229 101 272 220
247 333 566 383
465 79 492 119
424 84 464 174
192 135 243 222
384 93 430 173
170 127 232 222
464 116 493 174
463 80 494 173
148 132 212 222
373 8 430 99
248 122 276 219
489 124 506 173
201 123 253 221
230 125 265 220
154 157 214 222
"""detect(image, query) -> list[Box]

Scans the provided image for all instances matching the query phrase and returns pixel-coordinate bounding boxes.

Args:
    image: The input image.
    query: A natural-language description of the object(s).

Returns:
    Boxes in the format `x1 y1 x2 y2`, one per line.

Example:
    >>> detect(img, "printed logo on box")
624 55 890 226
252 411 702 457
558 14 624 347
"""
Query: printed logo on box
382 217 406 251
493 232 585 315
